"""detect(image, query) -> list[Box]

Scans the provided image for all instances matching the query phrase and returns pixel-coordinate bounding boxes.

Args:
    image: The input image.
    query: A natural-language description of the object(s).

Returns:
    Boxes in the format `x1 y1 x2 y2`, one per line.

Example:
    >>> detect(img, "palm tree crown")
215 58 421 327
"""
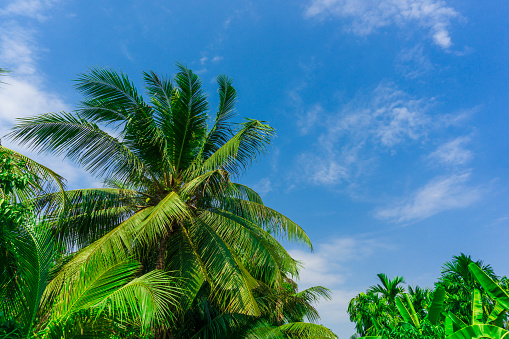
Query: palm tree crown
8 64 318 336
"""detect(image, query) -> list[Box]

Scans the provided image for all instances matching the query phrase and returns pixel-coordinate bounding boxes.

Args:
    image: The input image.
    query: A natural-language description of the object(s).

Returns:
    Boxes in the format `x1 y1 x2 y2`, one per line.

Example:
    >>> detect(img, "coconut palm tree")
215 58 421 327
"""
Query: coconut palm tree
8 64 313 336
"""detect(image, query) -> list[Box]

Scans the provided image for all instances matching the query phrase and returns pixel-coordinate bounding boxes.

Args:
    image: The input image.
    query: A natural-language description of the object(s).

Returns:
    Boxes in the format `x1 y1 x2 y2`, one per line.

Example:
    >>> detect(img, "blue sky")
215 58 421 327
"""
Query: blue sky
0 0 508 336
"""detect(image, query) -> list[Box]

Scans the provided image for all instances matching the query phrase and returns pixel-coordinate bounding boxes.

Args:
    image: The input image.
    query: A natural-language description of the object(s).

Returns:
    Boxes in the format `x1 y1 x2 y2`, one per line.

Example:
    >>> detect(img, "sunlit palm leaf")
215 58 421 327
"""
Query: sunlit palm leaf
8 112 147 182
217 198 312 249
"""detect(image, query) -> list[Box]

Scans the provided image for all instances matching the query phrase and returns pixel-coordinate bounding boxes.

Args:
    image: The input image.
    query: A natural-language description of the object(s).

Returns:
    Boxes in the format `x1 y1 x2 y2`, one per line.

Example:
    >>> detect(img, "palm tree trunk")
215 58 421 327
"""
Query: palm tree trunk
155 330 174 339
155 228 174 338
155 229 172 270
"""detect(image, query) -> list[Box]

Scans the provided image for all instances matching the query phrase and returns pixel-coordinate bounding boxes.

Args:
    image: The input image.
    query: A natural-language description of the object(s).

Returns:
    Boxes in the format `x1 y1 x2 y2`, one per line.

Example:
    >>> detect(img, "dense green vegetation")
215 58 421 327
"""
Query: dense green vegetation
348 254 509 339
3 65 507 339
0 66 336 338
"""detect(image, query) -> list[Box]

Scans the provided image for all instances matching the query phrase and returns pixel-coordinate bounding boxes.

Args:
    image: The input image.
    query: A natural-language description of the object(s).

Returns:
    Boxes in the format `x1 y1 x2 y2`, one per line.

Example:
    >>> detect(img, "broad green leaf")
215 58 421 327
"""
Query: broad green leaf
472 289 483 325
488 302 505 323
469 263 509 312
395 295 419 328
448 312 468 330
405 293 420 328
445 324 509 339
446 316 454 336
427 285 445 325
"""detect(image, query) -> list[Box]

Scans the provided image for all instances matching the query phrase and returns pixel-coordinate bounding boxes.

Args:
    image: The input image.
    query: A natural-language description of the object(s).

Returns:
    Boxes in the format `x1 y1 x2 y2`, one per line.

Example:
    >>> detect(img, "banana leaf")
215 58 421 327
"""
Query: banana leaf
445 324 509 339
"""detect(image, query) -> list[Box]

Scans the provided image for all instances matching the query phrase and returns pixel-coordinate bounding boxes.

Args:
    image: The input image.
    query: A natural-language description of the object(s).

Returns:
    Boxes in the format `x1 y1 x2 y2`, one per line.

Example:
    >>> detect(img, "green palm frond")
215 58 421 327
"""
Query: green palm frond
276 322 338 338
177 217 261 316
200 74 238 160
43 261 181 337
217 198 312 249
167 63 209 173
36 188 141 247
244 321 337 339
98 269 182 329
202 209 300 283
143 70 175 121
135 192 190 246
75 67 145 117
44 208 152 295
292 286 332 323
199 119 275 178
226 183 264 204
8 112 147 182
1 222 54 336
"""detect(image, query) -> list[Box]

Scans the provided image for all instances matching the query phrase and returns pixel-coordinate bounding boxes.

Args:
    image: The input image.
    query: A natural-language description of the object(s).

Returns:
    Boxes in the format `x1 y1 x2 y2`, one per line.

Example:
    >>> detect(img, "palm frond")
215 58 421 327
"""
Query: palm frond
36 188 142 248
276 322 338 338
217 198 312 249
199 119 275 177
75 67 144 117
5 222 54 335
201 209 300 284
7 112 147 182
43 208 152 299
135 192 190 246
167 63 209 173
200 74 237 160
178 217 261 316
226 183 264 204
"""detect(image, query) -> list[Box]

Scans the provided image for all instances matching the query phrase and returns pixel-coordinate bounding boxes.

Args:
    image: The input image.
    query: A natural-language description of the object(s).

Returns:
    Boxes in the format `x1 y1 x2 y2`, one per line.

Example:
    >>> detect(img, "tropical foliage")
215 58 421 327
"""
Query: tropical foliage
348 254 509 339
2 65 336 338
0 148 182 338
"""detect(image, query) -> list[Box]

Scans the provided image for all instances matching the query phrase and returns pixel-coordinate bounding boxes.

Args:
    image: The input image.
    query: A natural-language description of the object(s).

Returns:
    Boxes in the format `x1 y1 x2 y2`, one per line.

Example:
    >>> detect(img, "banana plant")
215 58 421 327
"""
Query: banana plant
357 286 445 339
443 263 509 339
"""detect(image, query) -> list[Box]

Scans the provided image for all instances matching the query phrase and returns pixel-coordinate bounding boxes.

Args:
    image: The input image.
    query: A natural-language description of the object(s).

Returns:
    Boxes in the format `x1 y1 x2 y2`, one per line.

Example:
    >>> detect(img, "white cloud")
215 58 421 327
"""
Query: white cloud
291 237 392 286
297 82 433 186
0 24 68 128
0 24 38 76
297 103 323 135
211 56 223 63
376 172 481 223
0 6 99 190
304 0 460 49
433 29 452 48
252 177 272 196
0 77 68 125
0 0 60 21
428 136 472 166
397 44 434 79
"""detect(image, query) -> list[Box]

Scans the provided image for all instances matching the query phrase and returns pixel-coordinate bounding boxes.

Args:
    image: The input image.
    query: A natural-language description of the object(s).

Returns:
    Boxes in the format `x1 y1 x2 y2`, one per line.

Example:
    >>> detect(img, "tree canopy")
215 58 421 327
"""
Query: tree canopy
2 65 336 338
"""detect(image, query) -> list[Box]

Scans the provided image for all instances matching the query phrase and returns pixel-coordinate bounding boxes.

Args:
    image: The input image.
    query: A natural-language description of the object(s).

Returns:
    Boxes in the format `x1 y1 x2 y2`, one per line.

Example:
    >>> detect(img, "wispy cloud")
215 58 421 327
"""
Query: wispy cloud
376 172 481 223
297 103 323 135
211 56 223 63
296 82 434 186
0 0 60 21
397 44 434 79
304 0 460 49
291 237 391 285
427 136 472 166
0 3 99 189
0 24 68 126
253 177 273 196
